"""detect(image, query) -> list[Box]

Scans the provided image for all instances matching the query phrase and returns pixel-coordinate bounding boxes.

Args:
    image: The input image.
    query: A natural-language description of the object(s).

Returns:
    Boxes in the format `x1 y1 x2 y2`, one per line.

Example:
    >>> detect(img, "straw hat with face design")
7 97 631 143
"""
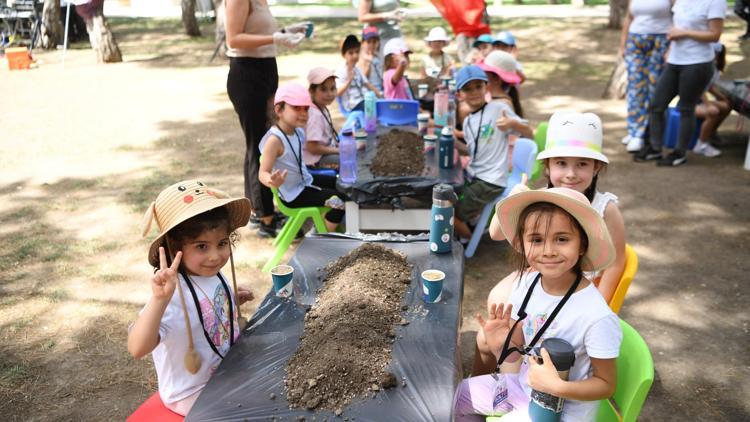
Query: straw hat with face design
141 180 251 373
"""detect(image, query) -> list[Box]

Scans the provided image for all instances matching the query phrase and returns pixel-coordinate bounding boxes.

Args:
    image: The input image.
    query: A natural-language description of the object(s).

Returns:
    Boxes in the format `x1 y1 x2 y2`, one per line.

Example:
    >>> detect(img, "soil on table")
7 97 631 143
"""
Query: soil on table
284 243 412 413
370 129 425 177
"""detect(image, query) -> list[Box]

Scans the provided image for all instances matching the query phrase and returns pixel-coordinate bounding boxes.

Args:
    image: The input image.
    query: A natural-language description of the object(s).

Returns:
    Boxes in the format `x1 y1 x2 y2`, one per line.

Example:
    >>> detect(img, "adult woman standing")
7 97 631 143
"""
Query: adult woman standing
225 0 306 237
618 0 672 153
635 0 726 167
356 0 406 52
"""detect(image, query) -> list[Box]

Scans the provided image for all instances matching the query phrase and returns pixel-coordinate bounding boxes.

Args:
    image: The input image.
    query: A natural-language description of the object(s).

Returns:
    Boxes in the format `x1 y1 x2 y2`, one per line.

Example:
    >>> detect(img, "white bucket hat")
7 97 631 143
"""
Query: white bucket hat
537 111 609 164
424 27 451 42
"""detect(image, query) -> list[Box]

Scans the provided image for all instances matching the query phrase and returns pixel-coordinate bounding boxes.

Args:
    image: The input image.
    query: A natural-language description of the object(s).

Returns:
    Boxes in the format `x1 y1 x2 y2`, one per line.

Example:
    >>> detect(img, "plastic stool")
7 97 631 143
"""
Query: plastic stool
127 392 184 422
662 107 703 150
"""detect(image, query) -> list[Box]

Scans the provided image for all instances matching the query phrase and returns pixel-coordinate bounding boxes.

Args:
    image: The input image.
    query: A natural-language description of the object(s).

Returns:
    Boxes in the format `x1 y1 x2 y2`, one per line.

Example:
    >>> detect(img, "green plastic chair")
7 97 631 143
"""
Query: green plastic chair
261 187 329 273
486 319 654 422
531 122 548 182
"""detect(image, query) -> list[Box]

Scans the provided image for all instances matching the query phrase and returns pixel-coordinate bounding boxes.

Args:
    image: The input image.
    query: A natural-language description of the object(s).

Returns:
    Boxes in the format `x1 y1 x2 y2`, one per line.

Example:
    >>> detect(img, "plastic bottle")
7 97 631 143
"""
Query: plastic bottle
433 86 449 129
446 97 456 130
364 91 377 133
339 131 357 184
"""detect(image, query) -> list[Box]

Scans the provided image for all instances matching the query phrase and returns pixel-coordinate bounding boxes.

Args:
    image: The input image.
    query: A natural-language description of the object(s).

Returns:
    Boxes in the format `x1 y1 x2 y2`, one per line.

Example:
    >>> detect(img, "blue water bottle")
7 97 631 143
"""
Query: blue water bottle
429 184 457 254
528 338 576 422
438 126 454 169
339 130 357 184
364 91 377 133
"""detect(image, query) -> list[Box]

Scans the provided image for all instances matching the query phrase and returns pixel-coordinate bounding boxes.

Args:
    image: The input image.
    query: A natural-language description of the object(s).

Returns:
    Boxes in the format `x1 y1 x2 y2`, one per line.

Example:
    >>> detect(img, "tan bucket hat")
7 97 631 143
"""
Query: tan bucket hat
141 180 251 267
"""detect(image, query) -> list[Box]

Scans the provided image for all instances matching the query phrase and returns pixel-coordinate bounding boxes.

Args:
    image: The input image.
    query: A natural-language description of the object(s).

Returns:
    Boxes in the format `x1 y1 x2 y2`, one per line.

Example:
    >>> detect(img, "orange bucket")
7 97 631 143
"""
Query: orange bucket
6 47 32 70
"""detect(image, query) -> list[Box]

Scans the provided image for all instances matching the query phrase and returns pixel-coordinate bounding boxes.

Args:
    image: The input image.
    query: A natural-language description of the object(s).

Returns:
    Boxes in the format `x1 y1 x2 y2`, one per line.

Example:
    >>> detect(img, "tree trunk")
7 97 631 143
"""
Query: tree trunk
608 0 627 29
602 55 627 99
213 0 226 58
182 0 201 37
83 7 122 63
41 0 63 49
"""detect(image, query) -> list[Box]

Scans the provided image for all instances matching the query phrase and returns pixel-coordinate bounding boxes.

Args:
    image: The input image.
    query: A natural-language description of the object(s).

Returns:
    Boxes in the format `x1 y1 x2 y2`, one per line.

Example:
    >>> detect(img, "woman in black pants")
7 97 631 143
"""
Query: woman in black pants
225 0 307 237
635 0 725 167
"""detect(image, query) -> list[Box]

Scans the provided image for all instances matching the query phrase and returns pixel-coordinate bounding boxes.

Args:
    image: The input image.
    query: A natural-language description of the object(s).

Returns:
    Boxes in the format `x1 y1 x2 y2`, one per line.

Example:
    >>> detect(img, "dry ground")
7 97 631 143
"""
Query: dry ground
1 15 749 421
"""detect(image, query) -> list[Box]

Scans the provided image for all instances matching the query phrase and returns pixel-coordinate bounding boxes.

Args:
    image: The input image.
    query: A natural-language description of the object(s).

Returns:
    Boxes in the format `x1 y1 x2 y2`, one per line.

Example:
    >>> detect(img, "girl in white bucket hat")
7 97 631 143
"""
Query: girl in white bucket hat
421 26 455 79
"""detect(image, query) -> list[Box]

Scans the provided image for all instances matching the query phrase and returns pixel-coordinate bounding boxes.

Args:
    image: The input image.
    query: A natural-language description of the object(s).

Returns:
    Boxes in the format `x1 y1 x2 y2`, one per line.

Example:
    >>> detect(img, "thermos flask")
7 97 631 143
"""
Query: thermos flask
528 338 576 422
429 184 457 254
438 126 454 169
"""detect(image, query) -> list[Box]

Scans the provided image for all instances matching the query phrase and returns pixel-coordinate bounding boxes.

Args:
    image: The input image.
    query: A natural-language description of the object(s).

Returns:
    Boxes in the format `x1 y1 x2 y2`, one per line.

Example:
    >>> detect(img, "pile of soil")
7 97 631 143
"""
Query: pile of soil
370 129 425 177
284 244 412 413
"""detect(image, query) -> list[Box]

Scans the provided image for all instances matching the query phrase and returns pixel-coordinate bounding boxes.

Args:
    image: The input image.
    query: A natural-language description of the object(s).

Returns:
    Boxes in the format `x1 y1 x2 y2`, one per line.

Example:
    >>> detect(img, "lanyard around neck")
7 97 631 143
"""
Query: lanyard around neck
495 271 582 371
276 125 303 176
469 104 487 161
315 104 339 145
180 270 235 360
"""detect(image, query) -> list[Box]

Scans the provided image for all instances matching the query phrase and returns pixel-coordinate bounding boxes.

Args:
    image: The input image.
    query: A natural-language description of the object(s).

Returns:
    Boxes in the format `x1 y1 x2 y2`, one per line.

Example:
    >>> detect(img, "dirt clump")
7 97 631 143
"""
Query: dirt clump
284 243 412 411
370 129 425 176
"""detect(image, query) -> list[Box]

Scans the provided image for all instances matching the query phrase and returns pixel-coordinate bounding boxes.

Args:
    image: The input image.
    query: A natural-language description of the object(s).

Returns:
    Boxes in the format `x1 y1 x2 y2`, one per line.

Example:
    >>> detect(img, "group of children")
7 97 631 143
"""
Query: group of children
128 23 635 421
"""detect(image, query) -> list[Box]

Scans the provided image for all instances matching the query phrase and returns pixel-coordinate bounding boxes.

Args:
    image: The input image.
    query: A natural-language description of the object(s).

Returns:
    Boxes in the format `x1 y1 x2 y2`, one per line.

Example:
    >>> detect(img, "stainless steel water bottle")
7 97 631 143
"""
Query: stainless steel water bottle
429 184 457 254
528 338 576 422
438 126 454 169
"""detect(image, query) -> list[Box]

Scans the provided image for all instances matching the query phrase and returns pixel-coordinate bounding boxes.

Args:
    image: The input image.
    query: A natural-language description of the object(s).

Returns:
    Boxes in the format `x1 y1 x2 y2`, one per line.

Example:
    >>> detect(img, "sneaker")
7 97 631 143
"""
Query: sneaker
248 214 261 227
657 151 687 167
621 134 631 145
693 140 722 158
257 221 277 238
633 145 662 162
323 196 345 210
626 137 644 153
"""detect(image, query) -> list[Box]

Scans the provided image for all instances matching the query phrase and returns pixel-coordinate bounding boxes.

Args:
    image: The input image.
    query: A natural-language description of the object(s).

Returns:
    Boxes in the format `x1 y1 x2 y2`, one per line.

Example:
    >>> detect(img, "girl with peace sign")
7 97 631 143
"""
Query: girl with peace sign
128 180 255 416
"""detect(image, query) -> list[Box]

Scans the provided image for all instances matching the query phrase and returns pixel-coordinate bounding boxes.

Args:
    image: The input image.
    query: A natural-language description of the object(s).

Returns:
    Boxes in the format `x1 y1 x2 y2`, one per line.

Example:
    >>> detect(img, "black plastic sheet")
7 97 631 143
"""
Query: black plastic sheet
336 127 464 205
187 236 465 422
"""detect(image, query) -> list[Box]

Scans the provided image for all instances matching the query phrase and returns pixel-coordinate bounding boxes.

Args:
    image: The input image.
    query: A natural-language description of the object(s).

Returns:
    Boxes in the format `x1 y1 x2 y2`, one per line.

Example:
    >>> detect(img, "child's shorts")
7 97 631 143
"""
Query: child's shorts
455 179 505 223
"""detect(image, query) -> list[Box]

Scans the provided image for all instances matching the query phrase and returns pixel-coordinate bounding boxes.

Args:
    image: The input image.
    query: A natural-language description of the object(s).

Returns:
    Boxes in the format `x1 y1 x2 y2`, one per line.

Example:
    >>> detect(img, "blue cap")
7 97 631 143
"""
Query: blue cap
472 34 495 48
455 65 488 90
493 31 516 46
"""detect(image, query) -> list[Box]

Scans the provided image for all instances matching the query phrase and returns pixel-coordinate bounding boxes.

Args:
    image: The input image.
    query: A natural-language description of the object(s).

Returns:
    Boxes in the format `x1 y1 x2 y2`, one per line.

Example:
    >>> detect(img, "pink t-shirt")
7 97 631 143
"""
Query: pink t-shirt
384 69 412 100
303 105 336 166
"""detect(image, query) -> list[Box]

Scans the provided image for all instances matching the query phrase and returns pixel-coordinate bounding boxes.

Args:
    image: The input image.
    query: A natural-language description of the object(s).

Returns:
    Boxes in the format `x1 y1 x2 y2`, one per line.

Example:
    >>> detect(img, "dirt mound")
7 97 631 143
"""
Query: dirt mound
284 243 412 412
370 129 425 176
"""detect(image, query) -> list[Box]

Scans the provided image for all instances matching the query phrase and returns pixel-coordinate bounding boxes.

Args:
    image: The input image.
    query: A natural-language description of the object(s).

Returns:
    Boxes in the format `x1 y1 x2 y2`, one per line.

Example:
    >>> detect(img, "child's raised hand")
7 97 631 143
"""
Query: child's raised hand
237 286 255 305
475 302 514 356
527 348 564 395
496 110 515 132
152 247 181 301
269 169 288 188
509 173 530 197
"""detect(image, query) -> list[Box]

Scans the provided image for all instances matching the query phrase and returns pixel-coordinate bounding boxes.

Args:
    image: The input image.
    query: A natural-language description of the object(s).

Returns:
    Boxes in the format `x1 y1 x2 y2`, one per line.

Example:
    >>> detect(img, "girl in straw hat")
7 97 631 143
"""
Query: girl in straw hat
128 180 255 416
454 187 622 421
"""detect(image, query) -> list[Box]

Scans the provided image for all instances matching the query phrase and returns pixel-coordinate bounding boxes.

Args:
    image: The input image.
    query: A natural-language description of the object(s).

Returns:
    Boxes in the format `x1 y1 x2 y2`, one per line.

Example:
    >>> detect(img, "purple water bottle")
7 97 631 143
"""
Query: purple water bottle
339 129 357 184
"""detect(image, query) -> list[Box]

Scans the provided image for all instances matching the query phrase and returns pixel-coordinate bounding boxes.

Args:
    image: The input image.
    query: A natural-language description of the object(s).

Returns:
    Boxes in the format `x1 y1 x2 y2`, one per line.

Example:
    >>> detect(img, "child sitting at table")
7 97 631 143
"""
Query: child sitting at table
128 180 255 415
421 26 455 79
358 26 384 93
336 34 382 113
452 65 526 241
492 30 526 84
383 38 415 100
304 67 340 169
260 82 347 232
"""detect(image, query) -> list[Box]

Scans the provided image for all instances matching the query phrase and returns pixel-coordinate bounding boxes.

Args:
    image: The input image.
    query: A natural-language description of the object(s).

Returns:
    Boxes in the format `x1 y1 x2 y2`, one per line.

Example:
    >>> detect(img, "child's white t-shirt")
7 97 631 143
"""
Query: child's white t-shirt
422 52 454 78
149 272 240 405
462 101 515 188
510 271 622 421
335 65 367 112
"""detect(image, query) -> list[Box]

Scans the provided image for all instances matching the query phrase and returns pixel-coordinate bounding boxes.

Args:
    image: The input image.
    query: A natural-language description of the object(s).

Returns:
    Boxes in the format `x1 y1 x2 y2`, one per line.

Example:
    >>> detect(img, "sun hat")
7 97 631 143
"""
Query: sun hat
383 37 411 56
424 26 451 42
362 26 379 40
341 34 360 55
478 50 521 85
141 180 251 268
493 31 516 46
455 64 488 90
274 82 313 107
472 34 495 48
537 111 609 163
494 187 615 272
307 67 336 85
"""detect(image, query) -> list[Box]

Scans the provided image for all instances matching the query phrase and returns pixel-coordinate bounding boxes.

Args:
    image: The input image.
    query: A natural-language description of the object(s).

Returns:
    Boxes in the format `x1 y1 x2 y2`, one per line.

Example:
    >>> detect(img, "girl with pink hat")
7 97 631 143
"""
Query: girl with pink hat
259 83 347 232
304 67 341 169
455 187 622 421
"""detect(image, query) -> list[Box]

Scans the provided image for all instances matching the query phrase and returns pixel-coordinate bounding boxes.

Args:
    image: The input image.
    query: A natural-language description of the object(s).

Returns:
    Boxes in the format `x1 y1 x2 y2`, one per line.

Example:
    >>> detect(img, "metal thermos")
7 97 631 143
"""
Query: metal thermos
528 338 576 422
429 184 457 254
438 126 454 169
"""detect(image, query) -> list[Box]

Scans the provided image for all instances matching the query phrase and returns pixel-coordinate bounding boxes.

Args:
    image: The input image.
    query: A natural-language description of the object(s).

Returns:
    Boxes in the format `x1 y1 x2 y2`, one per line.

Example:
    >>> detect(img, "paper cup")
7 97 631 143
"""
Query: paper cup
421 269 445 303
423 134 437 151
418 84 428 98
271 264 294 298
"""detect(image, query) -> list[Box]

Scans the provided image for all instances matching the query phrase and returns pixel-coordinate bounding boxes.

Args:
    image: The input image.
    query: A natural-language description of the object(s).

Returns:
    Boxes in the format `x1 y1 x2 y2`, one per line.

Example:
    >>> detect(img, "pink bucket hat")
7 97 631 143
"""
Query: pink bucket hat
274 82 313 106
494 187 615 272
537 111 609 163
307 67 336 85
478 50 521 85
